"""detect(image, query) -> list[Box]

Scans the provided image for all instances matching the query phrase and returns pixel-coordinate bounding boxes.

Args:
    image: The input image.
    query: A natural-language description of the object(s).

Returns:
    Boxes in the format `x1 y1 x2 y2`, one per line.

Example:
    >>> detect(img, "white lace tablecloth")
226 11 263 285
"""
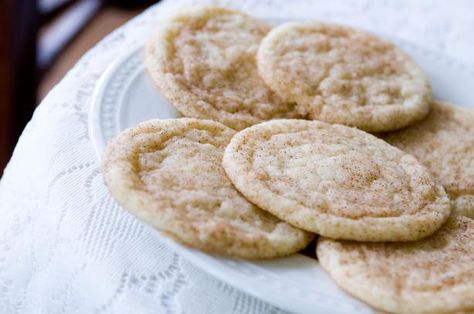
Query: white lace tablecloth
1 0 473 313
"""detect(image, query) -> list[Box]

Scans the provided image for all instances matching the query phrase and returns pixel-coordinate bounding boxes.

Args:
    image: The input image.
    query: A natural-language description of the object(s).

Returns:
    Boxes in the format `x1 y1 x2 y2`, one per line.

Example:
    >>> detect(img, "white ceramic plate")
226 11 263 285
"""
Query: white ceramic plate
89 20 474 314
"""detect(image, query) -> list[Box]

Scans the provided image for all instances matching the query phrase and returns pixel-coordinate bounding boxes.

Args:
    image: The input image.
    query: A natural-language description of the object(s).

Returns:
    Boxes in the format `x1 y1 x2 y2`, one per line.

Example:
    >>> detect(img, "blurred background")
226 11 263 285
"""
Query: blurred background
0 0 160 173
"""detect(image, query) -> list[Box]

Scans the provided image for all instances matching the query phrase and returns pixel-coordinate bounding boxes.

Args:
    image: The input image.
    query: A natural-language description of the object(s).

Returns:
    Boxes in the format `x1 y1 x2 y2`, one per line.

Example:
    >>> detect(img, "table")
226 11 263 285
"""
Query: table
1 0 473 313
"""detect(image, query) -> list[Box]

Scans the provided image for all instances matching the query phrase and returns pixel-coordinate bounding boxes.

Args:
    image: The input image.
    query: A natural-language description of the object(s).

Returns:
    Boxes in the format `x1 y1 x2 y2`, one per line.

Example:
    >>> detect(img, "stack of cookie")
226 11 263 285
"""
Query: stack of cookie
102 7 474 314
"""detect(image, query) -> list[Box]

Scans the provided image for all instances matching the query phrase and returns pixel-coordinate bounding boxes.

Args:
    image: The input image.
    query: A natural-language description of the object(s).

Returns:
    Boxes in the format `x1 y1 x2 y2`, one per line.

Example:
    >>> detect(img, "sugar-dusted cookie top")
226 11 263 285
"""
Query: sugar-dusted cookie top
223 119 450 241
317 215 474 314
384 101 474 219
102 118 313 258
257 22 431 132
146 7 299 130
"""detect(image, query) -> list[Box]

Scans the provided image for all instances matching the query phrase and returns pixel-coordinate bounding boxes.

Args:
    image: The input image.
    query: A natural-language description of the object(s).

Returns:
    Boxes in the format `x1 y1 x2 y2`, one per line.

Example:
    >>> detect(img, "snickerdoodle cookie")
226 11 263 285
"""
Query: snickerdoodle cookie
146 7 299 130
223 119 450 241
102 118 313 258
257 22 431 132
317 215 474 314
384 101 474 219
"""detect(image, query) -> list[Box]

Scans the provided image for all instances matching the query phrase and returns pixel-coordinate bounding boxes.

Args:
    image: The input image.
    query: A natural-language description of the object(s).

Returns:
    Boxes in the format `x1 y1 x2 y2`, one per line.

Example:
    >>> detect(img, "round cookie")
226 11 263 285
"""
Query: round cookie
384 101 474 219
146 7 298 130
102 118 313 258
317 215 474 314
222 119 451 241
257 22 431 132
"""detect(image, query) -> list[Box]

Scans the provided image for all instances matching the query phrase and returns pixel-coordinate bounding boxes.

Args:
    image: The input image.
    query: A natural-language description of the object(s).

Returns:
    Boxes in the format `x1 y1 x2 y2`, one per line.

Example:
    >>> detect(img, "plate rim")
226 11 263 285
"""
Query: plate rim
89 43 144 160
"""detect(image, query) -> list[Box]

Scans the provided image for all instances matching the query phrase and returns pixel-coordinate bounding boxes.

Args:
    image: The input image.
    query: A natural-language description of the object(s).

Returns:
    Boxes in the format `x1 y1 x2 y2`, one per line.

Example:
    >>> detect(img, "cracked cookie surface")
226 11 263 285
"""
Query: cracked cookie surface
317 215 474 314
102 118 313 258
223 119 450 241
257 22 431 132
146 7 299 130
384 101 474 219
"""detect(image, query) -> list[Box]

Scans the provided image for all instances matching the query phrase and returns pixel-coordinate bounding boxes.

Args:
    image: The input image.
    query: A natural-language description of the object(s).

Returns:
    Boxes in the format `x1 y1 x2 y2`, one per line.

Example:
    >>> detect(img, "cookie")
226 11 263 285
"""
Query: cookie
257 22 431 132
384 101 474 219
101 118 313 258
317 215 474 314
145 7 299 130
222 119 451 241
